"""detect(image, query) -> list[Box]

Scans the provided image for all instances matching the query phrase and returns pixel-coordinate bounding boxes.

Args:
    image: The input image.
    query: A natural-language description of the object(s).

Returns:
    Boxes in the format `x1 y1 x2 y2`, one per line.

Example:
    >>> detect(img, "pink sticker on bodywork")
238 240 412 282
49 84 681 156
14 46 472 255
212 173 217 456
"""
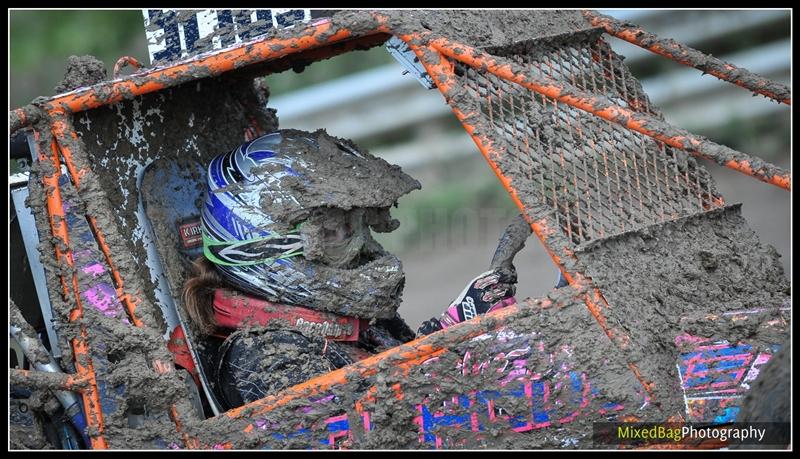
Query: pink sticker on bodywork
82 263 106 278
84 284 123 317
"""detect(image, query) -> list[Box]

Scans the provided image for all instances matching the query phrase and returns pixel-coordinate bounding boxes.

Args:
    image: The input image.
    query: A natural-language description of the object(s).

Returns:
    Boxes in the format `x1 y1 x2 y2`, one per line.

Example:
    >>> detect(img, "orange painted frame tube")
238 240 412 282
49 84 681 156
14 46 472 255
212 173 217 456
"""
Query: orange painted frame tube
40 132 108 449
424 36 790 191
10 106 41 134
582 10 791 105
39 21 372 115
48 109 192 446
49 109 144 328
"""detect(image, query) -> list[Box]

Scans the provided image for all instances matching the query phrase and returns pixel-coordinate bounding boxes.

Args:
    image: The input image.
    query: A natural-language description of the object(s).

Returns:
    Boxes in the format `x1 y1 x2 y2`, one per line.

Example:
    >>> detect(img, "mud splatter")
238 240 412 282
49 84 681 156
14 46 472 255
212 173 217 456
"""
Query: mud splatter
254 129 421 225
732 338 790 449
72 75 278 323
403 10 593 50
54 55 108 95
737 336 791 419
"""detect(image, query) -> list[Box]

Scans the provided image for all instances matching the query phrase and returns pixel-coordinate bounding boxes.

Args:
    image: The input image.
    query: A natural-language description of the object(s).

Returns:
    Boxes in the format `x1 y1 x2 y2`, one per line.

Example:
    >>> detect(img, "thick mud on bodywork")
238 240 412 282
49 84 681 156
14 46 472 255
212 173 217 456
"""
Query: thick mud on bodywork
180 288 650 449
403 10 595 51
72 75 278 325
736 338 791 424
180 210 788 449
416 13 790 439
176 208 788 449
22 161 196 448
19 68 279 447
733 339 790 448
574 205 790 421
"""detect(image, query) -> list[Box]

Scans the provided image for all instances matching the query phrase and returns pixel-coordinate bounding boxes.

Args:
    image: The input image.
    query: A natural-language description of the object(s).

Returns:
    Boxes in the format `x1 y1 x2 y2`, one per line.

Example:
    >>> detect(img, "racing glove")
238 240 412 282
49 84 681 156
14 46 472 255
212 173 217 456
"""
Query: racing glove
417 266 517 336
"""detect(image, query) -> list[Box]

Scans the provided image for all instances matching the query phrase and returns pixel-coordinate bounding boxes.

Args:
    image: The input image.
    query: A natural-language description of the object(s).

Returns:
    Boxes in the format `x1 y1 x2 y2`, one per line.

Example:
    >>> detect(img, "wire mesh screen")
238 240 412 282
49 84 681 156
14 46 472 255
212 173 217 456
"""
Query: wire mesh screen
457 35 724 246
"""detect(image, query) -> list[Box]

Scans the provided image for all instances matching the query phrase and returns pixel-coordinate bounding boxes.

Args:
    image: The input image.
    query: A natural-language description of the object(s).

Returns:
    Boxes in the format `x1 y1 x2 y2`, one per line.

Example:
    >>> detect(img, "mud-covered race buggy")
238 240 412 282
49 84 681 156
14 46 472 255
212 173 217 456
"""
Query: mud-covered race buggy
10 10 791 449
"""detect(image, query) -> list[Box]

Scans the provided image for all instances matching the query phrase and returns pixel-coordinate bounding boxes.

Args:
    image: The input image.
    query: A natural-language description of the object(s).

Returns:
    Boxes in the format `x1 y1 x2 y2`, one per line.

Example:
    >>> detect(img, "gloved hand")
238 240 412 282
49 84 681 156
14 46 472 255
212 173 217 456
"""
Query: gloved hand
417 266 517 336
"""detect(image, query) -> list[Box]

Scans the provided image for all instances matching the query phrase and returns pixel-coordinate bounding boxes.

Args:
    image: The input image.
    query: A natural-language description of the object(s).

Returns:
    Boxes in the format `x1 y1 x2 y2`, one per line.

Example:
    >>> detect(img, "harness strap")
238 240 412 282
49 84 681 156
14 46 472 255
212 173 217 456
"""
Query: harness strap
212 289 363 342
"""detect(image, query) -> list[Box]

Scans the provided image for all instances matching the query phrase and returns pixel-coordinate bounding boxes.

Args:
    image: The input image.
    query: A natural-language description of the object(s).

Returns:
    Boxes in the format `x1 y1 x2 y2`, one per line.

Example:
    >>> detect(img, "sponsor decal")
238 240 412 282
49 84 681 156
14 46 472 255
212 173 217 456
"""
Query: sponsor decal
178 219 202 249
296 317 353 339
143 9 318 65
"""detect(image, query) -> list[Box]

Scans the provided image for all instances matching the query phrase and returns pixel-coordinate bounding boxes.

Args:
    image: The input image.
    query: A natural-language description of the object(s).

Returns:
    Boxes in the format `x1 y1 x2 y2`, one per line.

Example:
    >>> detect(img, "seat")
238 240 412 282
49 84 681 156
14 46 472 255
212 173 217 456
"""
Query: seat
139 157 226 415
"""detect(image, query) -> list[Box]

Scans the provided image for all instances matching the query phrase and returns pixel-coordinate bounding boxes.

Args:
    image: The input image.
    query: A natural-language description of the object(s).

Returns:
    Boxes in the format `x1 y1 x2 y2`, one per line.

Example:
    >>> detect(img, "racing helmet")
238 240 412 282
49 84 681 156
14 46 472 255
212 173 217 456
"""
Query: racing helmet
201 129 420 319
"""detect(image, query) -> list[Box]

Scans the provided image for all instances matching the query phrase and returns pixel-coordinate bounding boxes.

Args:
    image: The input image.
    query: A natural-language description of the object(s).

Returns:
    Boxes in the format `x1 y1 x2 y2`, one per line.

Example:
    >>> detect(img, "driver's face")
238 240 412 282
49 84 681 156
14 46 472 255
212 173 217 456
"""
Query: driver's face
301 208 374 269
321 208 363 245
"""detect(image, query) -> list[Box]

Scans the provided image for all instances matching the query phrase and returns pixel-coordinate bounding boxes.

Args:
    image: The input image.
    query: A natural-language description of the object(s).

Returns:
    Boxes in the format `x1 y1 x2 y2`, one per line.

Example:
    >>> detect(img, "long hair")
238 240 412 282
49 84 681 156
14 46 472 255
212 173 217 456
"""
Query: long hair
182 257 226 336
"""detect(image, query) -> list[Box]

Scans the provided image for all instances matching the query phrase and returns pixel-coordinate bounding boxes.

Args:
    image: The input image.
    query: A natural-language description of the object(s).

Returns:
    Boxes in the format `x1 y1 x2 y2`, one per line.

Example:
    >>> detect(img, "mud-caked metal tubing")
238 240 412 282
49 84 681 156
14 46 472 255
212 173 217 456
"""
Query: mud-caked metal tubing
403 40 656 399
48 109 192 446
200 296 550 448
10 14 789 191
10 106 42 134
112 56 143 79
35 21 372 115
12 36 391 137
10 368 89 392
10 302 90 391
48 109 145 328
425 37 790 192
39 131 108 449
582 10 791 106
